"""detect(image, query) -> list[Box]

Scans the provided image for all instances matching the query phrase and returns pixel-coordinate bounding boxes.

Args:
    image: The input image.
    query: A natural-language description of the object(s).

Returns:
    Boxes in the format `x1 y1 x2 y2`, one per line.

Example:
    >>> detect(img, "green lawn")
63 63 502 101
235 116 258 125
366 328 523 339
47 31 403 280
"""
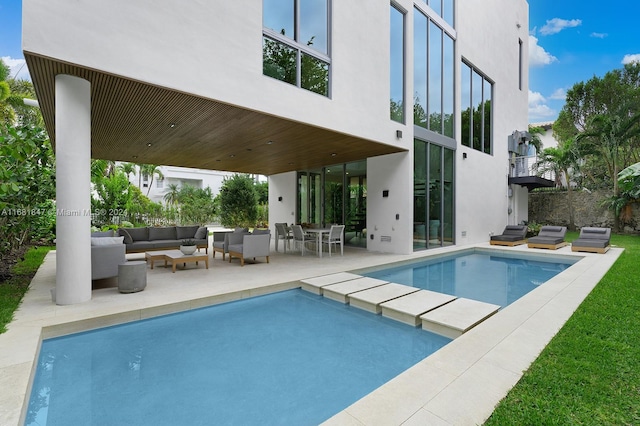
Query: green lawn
486 233 640 425
0 246 54 333
1 238 639 424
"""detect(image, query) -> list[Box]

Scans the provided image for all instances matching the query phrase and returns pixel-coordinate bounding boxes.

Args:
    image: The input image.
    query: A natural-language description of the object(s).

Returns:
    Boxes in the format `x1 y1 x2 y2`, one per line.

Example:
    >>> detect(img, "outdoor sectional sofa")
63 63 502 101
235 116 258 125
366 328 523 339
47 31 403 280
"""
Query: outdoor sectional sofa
118 225 209 254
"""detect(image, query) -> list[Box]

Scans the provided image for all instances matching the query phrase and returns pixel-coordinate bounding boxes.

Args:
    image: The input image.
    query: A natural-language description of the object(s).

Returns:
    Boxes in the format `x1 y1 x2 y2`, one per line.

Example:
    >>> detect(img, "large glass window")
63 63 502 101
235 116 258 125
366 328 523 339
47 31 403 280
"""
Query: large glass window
413 8 454 137
390 5 405 123
461 61 493 154
417 0 454 28
297 160 367 248
263 0 330 96
414 139 454 250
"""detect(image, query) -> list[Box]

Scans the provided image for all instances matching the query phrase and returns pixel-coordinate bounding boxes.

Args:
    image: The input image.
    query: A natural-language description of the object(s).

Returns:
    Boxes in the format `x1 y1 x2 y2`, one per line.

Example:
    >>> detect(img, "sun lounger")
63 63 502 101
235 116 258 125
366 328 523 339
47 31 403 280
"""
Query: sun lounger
571 227 611 254
490 225 528 246
527 225 568 250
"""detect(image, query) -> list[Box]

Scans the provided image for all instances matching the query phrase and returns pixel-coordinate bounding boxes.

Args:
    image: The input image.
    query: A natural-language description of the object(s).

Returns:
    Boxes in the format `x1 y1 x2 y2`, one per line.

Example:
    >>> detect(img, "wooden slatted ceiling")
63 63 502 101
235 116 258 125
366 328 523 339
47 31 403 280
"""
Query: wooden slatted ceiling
25 53 405 176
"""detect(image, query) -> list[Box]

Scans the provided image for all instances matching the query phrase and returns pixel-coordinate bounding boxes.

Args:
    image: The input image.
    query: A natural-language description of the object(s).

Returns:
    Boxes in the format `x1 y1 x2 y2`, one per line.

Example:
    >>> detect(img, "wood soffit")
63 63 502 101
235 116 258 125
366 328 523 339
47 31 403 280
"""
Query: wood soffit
25 53 405 176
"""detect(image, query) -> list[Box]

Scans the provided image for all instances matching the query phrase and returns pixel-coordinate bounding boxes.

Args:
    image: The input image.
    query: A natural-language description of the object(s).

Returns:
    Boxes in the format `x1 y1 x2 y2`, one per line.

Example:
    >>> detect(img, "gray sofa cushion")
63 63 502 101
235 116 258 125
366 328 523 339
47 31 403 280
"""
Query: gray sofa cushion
151 240 183 250
125 241 155 251
252 228 270 235
120 227 148 242
92 230 114 237
176 225 200 240
148 227 177 241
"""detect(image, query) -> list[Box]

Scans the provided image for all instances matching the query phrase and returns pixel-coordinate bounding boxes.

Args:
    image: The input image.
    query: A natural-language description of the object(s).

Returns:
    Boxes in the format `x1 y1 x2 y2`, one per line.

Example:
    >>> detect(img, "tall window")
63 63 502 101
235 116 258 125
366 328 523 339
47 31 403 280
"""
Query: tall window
263 0 330 97
461 61 493 154
417 0 454 28
413 8 454 137
413 139 454 250
390 5 405 123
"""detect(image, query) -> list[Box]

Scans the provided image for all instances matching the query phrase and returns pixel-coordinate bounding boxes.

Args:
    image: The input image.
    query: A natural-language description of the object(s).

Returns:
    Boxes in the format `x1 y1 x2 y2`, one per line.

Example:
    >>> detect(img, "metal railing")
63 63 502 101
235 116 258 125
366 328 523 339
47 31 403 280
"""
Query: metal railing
509 155 556 183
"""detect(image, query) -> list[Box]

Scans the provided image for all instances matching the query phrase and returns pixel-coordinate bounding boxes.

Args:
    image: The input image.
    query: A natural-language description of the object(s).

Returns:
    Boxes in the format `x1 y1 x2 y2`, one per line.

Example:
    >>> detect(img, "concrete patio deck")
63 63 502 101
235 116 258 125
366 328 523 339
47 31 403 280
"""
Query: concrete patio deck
0 239 622 425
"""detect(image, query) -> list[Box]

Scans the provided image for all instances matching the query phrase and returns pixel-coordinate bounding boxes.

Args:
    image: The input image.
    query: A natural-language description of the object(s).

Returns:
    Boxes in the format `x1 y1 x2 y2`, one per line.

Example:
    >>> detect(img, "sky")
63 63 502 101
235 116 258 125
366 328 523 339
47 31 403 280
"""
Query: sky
1 0 639 123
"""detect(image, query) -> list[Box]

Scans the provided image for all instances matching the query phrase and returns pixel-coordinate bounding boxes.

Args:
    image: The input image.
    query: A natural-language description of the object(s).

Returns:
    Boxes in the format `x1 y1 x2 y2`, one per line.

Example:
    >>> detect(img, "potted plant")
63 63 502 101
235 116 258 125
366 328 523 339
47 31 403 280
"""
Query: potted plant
180 239 197 255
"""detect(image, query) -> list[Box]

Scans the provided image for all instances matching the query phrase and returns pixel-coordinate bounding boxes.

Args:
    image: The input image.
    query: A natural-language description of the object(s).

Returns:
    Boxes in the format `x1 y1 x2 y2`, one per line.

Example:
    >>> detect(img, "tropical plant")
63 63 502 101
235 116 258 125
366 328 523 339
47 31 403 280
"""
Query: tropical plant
163 183 181 205
117 162 137 181
139 164 164 196
0 124 56 254
175 185 216 225
535 138 581 230
216 174 258 228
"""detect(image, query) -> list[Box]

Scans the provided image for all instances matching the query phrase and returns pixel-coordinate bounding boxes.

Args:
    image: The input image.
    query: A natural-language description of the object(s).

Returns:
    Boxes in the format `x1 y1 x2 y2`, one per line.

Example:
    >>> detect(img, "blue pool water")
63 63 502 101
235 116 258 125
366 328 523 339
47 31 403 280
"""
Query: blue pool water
27 290 450 426
363 250 576 307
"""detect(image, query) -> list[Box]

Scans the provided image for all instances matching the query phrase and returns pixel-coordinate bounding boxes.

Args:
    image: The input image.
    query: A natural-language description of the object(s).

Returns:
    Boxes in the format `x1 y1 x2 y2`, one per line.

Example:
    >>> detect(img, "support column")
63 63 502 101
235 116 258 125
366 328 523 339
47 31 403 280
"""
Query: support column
55 75 91 305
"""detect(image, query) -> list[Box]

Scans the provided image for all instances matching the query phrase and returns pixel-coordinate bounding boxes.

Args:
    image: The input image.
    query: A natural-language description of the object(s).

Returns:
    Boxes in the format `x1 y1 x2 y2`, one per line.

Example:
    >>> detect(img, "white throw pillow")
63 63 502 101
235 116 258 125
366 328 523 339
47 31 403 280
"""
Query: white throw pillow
91 236 125 246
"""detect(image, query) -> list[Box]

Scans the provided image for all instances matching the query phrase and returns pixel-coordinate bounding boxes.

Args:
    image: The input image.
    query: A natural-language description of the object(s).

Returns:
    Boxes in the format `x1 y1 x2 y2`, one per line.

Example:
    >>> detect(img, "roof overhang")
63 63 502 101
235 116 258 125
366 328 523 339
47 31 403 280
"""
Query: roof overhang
25 53 405 176
508 176 555 191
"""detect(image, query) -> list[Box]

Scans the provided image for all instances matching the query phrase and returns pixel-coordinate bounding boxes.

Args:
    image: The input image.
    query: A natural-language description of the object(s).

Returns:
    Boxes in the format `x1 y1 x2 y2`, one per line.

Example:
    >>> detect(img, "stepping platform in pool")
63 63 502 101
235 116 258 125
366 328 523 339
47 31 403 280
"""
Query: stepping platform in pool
348 283 421 314
420 298 500 339
380 290 457 326
322 277 389 303
300 272 362 295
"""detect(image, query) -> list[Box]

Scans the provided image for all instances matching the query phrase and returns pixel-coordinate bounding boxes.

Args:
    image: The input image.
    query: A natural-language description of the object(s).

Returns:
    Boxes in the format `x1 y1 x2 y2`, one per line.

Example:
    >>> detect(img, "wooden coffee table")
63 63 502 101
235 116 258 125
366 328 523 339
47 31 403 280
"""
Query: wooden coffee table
145 250 209 273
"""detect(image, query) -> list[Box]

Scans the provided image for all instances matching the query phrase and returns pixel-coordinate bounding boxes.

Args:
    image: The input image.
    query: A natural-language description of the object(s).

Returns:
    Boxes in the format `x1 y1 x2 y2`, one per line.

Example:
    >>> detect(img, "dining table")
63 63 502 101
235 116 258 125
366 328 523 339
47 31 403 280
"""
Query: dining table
303 228 331 257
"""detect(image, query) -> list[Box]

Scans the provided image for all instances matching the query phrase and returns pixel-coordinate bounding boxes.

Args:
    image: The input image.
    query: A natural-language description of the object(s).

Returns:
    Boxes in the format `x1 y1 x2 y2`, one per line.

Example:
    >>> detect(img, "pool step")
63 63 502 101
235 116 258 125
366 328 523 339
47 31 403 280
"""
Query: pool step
300 272 501 338
380 290 457 326
420 298 501 339
322 277 389 303
348 283 421 314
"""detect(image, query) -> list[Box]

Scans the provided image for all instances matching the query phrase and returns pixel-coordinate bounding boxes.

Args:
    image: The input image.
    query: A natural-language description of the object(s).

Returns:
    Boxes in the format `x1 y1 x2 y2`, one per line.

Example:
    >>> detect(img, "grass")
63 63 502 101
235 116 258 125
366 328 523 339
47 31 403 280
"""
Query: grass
1 236 639 424
0 245 54 333
485 232 640 425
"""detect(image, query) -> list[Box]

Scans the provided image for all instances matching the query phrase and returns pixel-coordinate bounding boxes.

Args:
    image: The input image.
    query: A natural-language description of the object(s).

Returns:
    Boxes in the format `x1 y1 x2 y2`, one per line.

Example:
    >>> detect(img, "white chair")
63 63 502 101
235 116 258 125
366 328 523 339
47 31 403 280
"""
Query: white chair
322 224 345 256
275 222 293 252
291 225 316 256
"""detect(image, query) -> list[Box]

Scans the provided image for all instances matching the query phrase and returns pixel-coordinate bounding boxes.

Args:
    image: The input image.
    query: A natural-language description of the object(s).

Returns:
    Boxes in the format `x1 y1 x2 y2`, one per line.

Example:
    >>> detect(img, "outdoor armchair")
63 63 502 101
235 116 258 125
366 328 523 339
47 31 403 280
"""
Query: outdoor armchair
228 232 271 266
489 225 528 247
527 225 568 250
571 227 611 253
291 225 316 256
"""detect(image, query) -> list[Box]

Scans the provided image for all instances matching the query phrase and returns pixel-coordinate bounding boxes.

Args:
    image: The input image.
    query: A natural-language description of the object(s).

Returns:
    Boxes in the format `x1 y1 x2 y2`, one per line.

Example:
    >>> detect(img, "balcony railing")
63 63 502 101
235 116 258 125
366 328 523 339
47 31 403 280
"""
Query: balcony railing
508 155 557 190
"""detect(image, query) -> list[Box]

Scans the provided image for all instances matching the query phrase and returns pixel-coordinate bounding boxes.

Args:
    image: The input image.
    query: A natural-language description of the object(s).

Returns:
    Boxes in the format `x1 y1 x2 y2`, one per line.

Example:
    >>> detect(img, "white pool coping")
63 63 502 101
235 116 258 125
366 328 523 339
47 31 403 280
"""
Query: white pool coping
0 241 622 425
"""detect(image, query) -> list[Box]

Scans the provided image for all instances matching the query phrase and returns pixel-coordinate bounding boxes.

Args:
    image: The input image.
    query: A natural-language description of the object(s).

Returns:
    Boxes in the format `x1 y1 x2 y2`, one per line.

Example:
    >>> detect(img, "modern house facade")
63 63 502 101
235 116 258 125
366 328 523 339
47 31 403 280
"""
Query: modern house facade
23 0 530 304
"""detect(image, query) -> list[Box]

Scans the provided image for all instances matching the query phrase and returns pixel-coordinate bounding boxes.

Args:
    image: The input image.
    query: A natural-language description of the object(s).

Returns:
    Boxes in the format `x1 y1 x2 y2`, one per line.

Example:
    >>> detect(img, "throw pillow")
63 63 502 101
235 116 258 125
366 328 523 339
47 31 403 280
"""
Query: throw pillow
119 228 133 244
91 236 125 246
194 227 208 239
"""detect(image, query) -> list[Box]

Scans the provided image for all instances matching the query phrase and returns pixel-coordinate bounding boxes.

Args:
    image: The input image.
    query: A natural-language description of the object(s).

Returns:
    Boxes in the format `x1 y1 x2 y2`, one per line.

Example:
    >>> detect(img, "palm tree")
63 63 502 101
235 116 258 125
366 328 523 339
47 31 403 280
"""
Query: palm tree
163 183 181 205
90 159 116 183
535 138 581 230
576 99 640 231
118 162 137 182
139 164 164 196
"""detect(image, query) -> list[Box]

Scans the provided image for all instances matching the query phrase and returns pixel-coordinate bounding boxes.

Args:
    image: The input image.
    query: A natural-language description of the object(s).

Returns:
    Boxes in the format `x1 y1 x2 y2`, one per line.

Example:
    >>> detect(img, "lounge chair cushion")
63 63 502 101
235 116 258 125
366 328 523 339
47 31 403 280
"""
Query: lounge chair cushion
490 225 527 242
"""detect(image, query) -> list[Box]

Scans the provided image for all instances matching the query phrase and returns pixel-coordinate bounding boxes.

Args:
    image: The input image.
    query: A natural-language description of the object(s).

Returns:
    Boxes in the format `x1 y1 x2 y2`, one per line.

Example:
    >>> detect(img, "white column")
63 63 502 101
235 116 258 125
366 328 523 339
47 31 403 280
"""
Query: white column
55 75 92 305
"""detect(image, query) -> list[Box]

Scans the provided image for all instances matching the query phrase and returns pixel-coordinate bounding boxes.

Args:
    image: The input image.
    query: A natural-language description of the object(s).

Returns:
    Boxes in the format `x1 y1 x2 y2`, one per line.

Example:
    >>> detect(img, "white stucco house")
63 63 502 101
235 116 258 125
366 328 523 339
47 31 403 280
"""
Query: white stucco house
23 0 535 304
124 164 235 205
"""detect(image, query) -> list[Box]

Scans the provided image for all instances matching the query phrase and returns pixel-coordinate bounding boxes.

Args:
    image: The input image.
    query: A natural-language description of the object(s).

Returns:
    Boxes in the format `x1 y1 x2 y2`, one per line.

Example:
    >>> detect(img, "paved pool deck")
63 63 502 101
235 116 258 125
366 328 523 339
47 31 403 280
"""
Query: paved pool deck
0 240 622 425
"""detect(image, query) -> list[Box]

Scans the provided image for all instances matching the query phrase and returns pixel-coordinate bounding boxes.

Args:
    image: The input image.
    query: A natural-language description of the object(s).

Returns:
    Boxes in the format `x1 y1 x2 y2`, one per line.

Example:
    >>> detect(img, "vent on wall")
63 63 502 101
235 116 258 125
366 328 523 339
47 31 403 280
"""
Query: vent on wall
380 236 392 242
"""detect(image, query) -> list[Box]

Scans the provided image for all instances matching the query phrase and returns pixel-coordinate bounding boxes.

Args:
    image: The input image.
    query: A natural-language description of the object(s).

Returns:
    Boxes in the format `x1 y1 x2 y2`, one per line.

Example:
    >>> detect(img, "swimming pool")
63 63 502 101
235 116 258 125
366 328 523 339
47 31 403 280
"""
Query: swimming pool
26 289 450 426
362 249 577 308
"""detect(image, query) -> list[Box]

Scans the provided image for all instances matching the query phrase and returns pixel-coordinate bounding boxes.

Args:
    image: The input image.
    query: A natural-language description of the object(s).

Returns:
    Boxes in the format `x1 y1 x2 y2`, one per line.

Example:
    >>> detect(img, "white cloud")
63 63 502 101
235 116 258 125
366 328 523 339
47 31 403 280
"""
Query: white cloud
1 56 30 80
622 54 640 65
540 18 582 36
549 88 566 100
529 36 557 67
590 32 607 39
528 90 557 121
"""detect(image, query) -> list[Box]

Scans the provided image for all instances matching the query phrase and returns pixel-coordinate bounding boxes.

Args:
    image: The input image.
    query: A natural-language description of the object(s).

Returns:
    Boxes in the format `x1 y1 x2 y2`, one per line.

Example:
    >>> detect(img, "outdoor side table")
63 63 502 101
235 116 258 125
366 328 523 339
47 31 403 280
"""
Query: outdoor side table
118 261 147 293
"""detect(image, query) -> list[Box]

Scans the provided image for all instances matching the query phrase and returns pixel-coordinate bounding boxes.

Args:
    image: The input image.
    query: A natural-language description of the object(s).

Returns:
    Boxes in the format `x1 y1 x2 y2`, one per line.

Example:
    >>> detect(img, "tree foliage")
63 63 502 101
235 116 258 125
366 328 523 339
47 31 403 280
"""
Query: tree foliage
0 124 56 254
553 62 640 230
216 174 258 228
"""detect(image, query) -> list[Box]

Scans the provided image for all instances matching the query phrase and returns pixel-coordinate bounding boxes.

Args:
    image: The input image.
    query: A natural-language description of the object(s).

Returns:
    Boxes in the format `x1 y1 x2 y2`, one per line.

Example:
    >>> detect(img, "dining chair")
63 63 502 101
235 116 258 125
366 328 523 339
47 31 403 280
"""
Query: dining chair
274 222 293 252
322 224 345 256
291 224 316 256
